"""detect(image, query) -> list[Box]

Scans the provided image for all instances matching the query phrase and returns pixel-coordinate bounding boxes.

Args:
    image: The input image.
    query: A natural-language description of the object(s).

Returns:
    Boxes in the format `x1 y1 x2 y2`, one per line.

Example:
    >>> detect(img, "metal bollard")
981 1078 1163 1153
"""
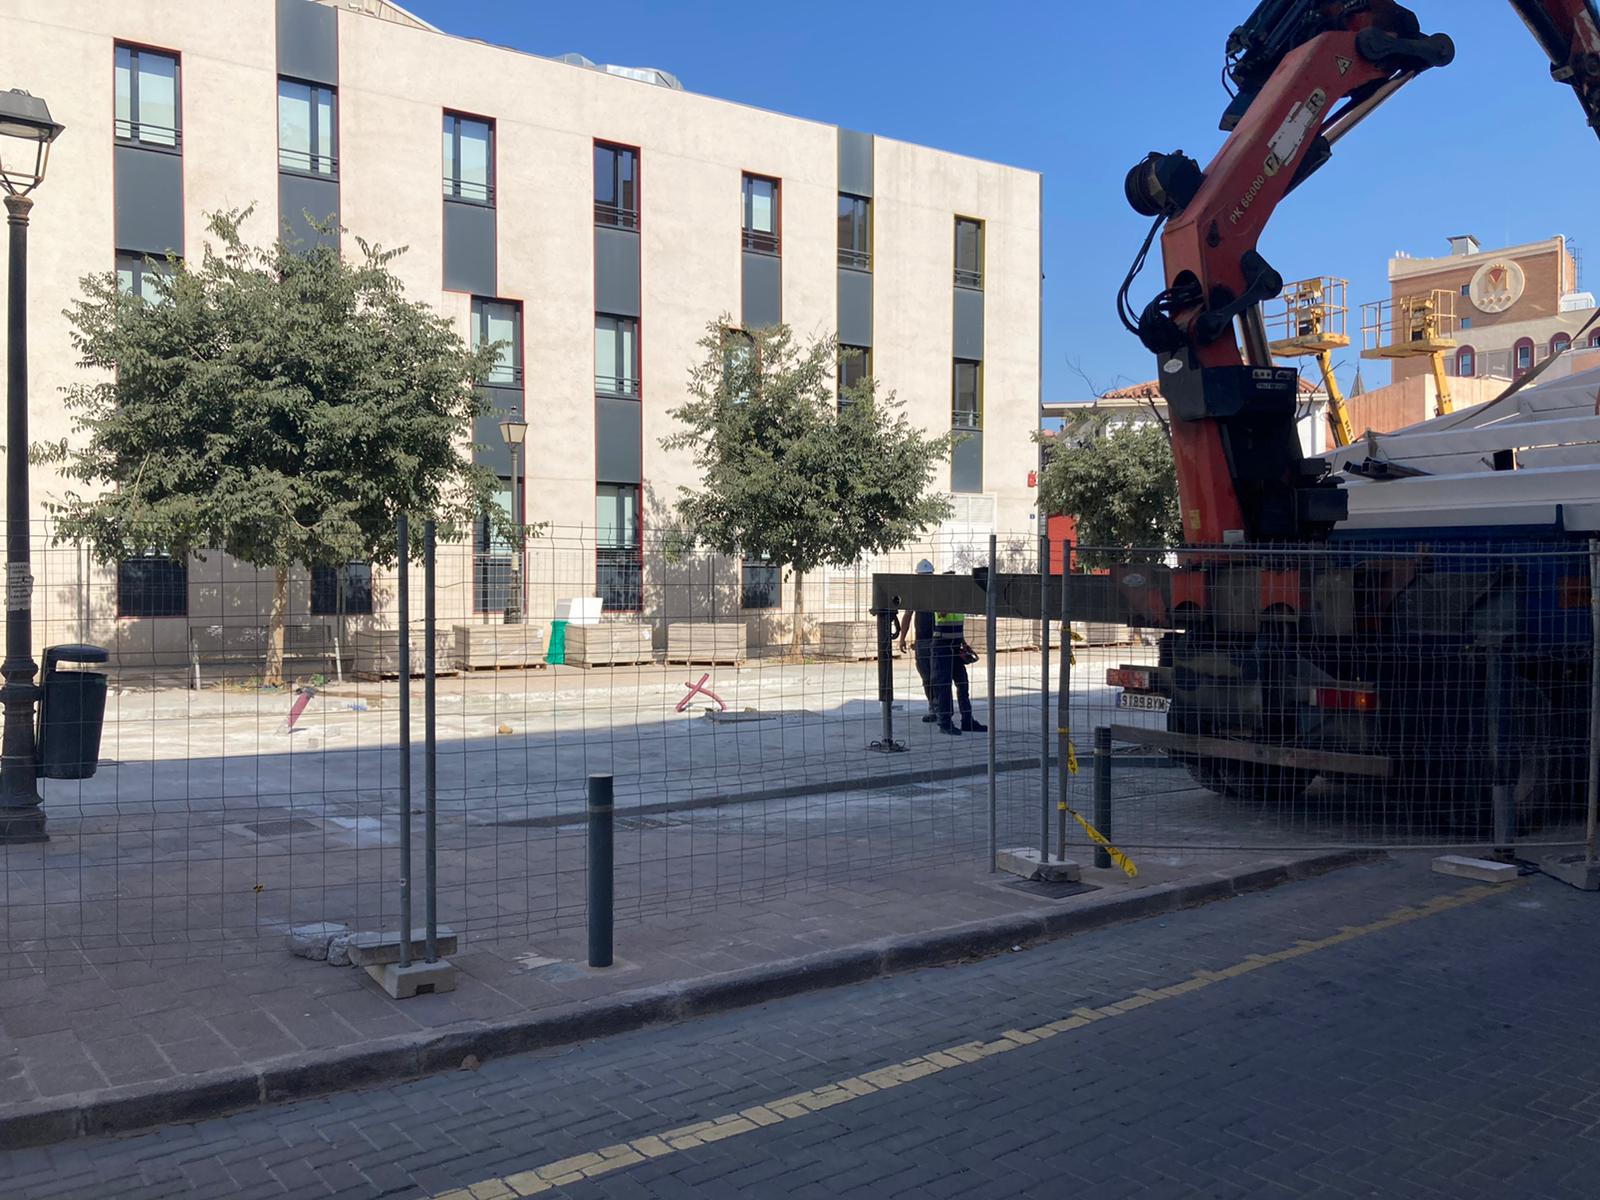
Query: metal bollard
396 514 412 969
1093 726 1112 870
588 774 614 968
423 519 438 964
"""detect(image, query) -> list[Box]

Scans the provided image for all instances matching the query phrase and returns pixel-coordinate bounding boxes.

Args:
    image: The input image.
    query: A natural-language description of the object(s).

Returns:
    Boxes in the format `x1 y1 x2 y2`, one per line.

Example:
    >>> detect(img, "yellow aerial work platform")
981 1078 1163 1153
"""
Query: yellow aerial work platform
1360 290 1459 418
1266 277 1354 447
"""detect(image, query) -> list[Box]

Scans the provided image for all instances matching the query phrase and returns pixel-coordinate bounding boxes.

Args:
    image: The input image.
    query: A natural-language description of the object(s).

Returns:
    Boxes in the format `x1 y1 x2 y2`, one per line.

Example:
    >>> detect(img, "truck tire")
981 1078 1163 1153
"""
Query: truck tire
1181 755 1317 804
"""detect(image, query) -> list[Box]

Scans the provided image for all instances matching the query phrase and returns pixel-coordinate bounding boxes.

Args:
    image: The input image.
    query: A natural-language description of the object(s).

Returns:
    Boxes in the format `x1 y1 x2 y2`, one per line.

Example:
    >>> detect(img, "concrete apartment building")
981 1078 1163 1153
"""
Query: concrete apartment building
0 0 1042 665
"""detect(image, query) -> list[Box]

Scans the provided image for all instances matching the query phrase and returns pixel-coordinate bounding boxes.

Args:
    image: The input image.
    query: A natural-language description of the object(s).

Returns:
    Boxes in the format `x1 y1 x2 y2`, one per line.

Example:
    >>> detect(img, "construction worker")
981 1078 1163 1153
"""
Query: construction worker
897 559 938 723
930 571 986 736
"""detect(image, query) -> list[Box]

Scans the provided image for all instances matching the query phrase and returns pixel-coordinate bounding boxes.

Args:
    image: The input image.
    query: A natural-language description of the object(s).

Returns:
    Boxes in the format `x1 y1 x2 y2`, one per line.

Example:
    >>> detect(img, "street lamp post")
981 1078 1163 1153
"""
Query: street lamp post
498 416 528 626
0 89 64 845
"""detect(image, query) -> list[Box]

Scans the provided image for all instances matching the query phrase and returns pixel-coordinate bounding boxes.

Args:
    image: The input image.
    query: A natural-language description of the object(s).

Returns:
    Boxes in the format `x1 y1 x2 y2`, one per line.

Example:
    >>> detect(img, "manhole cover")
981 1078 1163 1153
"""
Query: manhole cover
616 815 688 832
242 817 321 838
1002 878 1099 900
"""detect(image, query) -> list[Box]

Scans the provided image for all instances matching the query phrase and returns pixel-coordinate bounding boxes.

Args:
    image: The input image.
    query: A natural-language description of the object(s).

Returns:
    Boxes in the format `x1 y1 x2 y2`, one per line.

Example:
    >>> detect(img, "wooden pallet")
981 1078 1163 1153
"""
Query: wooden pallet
665 622 746 665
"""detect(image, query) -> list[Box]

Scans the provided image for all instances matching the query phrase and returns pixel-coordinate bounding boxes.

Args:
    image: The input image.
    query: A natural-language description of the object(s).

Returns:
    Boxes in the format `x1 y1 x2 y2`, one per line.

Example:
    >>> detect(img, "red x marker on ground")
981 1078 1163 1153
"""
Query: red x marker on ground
676 672 727 713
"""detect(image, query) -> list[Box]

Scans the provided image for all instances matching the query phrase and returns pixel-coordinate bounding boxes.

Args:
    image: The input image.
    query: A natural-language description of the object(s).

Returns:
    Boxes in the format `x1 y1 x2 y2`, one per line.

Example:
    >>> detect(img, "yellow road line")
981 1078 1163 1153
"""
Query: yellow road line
433 880 1514 1199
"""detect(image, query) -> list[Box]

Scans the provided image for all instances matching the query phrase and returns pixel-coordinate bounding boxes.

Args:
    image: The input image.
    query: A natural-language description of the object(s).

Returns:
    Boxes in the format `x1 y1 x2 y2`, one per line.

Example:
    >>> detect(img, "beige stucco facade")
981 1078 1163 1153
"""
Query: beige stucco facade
0 0 1042 667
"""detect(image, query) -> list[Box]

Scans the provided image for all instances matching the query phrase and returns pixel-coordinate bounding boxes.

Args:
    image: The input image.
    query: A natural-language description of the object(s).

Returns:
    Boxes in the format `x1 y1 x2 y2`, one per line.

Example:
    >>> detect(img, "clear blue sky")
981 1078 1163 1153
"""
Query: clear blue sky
405 0 1600 400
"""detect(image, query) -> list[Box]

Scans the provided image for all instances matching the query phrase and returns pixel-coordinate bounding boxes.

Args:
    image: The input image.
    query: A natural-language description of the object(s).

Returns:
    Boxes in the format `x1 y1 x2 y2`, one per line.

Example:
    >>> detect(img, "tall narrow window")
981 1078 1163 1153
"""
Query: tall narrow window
954 217 984 289
471 298 521 387
443 113 494 204
838 345 871 400
1455 346 1475 377
597 484 642 611
1552 332 1573 356
595 315 639 397
115 45 180 148
594 142 639 228
742 174 779 253
722 328 755 403
115 251 174 304
838 194 871 270
1514 337 1534 378
953 360 982 429
278 79 337 176
474 479 516 614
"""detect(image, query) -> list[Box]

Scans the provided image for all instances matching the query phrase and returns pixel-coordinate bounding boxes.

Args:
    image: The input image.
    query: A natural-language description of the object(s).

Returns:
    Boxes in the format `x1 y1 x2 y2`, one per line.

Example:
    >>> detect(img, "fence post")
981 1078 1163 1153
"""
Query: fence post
1057 540 1071 861
1093 726 1112 870
588 773 614 968
396 514 412 968
1487 640 1514 859
870 606 904 752
1039 534 1050 862
986 534 997 873
1588 538 1600 865
423 519 438 964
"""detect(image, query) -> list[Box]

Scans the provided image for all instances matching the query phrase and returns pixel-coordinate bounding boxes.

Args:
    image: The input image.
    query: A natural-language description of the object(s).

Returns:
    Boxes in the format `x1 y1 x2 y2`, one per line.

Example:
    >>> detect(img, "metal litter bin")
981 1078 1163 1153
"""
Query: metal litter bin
38 643 110 780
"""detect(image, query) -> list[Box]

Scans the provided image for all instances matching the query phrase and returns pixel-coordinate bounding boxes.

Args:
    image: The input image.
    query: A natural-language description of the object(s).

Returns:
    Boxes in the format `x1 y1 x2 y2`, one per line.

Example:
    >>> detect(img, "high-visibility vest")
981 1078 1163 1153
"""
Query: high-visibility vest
934 611 965 638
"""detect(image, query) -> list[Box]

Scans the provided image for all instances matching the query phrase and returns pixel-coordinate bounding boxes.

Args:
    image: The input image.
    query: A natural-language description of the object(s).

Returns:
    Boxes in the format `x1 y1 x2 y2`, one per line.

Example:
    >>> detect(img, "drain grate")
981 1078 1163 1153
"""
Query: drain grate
1002 878 1099 900
242 817 321 838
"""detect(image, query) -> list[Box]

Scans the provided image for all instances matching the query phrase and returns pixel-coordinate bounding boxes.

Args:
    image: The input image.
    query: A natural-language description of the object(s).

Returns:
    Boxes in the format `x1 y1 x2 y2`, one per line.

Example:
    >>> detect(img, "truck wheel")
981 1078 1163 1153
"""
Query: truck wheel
1182 756 1316 804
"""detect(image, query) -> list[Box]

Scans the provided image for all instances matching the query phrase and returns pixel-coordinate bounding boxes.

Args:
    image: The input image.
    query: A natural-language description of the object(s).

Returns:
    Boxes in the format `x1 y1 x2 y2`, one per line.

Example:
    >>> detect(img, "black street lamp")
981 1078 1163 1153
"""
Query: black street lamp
0 88 65 844
498 416 528 625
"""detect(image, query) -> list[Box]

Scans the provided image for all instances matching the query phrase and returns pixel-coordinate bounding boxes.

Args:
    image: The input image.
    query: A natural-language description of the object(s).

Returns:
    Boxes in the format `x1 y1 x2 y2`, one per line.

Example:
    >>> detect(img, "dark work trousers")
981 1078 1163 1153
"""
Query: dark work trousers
914 642 934 711
931 638 974 725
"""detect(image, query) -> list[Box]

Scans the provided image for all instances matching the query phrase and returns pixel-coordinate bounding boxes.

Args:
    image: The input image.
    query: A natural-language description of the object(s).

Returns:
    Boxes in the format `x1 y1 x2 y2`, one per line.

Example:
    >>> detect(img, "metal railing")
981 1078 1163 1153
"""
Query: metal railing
443 177 495 205
742 227 780 254
278 148 338 177
115 121 182 150
954 266 983 289
595 374 639 398
838 247 872 271
594 201 639 229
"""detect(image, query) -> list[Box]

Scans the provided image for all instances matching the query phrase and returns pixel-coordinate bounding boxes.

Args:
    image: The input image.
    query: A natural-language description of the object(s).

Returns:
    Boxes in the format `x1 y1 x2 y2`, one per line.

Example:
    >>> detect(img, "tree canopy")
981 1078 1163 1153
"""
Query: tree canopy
661 323 953 649
1036 412 1181 565
44 209 505 680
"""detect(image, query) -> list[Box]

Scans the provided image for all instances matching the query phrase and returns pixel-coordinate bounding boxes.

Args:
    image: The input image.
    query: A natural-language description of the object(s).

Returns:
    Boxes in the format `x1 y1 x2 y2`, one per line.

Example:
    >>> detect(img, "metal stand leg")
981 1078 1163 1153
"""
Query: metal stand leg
869 607 906 753
1094 727 1112 870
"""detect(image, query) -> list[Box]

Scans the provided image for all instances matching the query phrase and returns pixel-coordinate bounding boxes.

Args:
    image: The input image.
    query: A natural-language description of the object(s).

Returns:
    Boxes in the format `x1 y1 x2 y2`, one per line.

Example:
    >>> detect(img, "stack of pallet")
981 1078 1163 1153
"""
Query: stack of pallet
665 622 746 665
352 626 457 678
817 620 878 660
564 622 654 667
452 623 545 670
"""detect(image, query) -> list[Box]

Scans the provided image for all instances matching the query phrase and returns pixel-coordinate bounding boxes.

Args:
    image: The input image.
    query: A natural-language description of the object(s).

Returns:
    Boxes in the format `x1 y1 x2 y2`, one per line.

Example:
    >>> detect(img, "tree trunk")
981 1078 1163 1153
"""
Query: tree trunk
265 565 288 686
789 572 806 662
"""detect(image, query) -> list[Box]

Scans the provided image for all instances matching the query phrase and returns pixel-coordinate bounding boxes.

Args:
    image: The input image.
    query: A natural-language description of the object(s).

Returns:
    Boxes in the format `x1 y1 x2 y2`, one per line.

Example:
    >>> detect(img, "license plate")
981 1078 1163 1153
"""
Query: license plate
1117 692 1171 713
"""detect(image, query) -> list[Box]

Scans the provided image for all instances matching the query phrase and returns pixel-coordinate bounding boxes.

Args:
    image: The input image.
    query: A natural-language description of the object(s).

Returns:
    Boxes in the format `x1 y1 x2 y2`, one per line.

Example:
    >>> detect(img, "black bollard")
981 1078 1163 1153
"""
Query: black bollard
588 774 614 968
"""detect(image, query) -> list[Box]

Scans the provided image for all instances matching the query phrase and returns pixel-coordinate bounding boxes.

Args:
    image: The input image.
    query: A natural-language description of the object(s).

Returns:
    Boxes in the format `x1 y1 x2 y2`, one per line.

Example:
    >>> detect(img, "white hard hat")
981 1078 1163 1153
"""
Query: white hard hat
915 559 934 575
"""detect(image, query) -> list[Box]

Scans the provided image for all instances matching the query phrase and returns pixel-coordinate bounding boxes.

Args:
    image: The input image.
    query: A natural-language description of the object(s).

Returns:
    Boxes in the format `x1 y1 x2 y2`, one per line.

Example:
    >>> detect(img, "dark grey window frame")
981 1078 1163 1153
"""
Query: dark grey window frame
473 477 517 614
594 141 640 229
742 173 780 255
443 111 495 206
741 558 780 610
310 562 373 616
837 193 871 271
954 216 984 290
953 359 982 429
838 344 870 401
471 297 523 388
117 556 188 618
114 43 183 151
115 250 175 303
595 313 640 398
278 77 338 178
596 483 642 612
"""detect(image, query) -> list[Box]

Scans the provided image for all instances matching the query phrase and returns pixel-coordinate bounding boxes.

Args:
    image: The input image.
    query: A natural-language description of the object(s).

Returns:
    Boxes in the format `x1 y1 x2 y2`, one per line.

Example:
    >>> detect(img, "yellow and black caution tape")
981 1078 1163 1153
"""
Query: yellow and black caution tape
1053 727 1137 878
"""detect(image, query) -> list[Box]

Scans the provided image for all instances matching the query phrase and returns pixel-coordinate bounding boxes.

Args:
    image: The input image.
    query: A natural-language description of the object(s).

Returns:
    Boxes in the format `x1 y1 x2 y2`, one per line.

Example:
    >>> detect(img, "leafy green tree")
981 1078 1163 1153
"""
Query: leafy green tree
662 323 954 656
1036 411 1181 566
43 210 505 684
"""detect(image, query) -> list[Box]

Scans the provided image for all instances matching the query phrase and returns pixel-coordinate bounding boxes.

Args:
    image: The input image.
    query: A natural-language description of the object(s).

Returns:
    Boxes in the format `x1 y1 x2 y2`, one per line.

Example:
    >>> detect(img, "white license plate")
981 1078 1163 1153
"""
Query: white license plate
1117 692 1171 713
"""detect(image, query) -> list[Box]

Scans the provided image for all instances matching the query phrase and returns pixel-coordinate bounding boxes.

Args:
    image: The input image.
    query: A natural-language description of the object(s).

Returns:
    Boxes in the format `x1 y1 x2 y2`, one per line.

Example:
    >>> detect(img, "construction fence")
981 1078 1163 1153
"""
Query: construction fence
0 524 1594 974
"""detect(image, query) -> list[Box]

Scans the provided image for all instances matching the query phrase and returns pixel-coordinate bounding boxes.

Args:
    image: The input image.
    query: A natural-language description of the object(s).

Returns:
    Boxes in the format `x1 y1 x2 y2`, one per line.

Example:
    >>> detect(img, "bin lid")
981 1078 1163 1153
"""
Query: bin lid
44 643 110 666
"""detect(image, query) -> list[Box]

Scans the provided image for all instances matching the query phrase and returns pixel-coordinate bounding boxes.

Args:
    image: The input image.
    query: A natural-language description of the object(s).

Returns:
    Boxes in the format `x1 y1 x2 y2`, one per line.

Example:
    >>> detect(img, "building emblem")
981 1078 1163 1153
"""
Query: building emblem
1469 259 1526 314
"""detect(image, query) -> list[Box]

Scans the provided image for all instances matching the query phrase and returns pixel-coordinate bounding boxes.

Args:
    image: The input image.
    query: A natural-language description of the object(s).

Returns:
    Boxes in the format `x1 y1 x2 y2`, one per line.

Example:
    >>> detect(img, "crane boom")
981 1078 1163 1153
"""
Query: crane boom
1121 0 1600 546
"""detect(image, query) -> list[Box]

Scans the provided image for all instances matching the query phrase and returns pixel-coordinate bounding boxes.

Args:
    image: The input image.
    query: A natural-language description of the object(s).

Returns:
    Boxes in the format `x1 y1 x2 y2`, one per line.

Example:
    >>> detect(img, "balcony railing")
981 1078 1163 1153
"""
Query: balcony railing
597 547 642 612
595 374 640 398
951 408 982 430
278 148 338 177
953 267 983 290
595 201 639 229
443 177 495 205
837 247 872 272
742 227 779 255
115 120 182 150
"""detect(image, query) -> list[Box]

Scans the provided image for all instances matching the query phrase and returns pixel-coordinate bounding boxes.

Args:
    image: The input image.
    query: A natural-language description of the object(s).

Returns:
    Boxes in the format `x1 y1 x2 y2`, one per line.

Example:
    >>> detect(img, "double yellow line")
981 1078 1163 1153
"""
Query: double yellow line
435 880 1514 1199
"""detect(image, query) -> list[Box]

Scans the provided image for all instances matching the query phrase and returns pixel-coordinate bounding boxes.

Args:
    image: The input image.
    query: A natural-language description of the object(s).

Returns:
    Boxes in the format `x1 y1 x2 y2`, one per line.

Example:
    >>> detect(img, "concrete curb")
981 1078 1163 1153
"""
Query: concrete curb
0 848 1376 1150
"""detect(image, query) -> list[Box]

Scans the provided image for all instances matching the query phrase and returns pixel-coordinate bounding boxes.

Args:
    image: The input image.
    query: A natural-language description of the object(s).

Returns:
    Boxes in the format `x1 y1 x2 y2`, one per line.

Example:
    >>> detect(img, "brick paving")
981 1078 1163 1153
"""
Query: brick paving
5 857 1598 1197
